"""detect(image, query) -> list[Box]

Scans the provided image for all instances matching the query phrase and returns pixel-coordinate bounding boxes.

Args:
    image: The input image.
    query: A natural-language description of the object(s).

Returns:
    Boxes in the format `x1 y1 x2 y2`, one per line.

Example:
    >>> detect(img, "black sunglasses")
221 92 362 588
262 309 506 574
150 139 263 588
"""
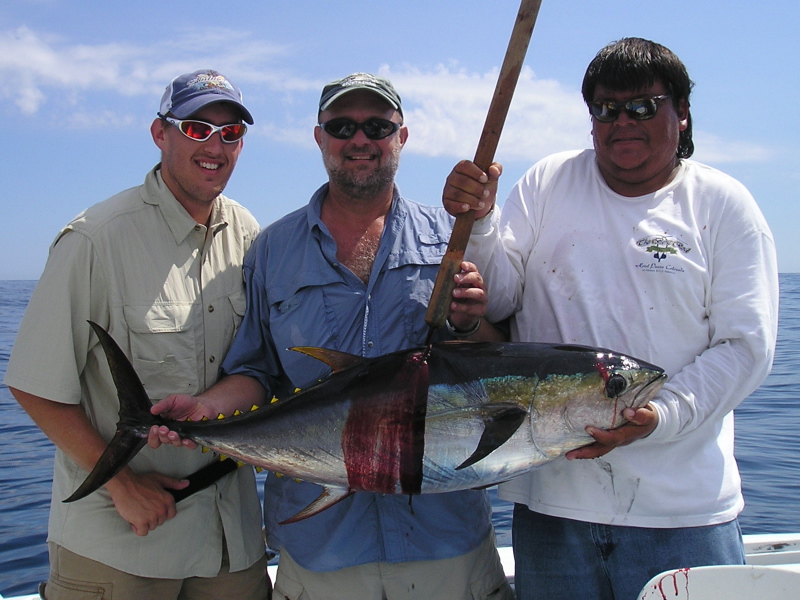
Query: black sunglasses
319 117 401 140
588 95 672 123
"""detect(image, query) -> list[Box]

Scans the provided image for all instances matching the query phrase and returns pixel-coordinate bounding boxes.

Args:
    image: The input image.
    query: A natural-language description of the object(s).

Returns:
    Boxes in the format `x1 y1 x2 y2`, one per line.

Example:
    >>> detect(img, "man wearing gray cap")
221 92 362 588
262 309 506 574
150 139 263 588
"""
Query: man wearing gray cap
6 69 270 599
149 72 513 599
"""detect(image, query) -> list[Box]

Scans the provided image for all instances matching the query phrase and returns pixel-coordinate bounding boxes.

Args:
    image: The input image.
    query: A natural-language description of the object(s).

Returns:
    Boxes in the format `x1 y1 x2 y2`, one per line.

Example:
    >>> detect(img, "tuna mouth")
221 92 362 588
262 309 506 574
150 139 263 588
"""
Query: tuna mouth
634 372 667 406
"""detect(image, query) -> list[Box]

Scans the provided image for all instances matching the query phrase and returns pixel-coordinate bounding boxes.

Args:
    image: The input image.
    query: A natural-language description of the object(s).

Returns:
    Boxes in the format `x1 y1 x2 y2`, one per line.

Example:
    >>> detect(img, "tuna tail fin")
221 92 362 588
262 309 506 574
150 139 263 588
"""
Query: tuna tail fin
64 428 148 502
87 320 153 420
456 403 528 470
63 321 157 503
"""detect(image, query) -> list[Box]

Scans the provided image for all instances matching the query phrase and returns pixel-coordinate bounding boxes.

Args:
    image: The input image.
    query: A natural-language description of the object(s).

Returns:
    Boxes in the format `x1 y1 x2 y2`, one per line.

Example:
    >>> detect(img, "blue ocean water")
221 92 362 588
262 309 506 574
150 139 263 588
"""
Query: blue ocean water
1 275 799 597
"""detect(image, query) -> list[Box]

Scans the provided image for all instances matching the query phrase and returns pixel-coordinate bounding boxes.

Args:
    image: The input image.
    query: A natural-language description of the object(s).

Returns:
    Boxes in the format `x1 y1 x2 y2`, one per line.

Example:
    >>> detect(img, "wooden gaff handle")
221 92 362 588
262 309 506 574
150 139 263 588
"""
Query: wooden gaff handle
425 0 543 333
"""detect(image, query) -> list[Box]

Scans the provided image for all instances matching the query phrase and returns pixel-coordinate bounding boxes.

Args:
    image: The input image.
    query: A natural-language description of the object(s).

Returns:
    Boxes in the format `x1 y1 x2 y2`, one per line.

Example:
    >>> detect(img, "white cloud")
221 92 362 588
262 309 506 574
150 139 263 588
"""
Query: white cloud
67 110 140 130
253 64 591 161
0 26 153 110
379 65 590 162
0 26 288 114
692 131 774 164
1 26 776 166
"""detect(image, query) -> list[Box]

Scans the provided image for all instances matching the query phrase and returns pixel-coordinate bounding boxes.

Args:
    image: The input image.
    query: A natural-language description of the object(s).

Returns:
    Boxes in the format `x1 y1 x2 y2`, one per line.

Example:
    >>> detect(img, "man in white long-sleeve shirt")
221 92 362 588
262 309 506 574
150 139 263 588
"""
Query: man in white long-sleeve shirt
442 37 779 600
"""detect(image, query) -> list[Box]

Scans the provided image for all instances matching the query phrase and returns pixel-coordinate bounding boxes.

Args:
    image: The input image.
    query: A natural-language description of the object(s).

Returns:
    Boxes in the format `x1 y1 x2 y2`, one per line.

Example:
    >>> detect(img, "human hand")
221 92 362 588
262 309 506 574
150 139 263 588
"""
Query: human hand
449 261 487 331
148 424 198 450
148 394 215 450
565 404 659 460
108 470 189 536
442 160 502 219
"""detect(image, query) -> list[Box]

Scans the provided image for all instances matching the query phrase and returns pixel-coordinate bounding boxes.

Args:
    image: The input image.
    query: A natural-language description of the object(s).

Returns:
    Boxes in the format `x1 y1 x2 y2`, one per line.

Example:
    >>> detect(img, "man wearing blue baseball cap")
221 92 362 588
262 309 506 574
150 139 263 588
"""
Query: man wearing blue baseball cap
6 69 270 599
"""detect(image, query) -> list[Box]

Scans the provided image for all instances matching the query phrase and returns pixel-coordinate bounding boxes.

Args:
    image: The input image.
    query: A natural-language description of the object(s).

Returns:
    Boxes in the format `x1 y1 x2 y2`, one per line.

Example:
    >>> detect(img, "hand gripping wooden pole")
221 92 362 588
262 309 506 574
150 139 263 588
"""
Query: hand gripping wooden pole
425 0 543 336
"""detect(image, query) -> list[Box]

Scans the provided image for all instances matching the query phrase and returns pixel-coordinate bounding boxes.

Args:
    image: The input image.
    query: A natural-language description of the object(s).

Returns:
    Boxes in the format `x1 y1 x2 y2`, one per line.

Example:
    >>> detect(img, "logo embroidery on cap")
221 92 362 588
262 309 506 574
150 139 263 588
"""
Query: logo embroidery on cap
187 73 235 94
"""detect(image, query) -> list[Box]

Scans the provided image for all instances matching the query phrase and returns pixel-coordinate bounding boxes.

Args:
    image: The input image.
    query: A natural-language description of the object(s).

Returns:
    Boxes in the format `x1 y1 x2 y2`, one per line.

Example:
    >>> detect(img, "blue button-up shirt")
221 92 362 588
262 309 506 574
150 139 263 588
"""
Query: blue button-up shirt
221 184 493 571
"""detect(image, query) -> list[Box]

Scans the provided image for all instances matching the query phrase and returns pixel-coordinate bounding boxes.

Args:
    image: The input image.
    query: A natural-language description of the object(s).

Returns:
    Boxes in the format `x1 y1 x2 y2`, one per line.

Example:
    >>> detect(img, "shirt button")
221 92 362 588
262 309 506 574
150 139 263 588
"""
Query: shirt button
209 356 216 363
367 341 374 348
208 305 215 312
194 225 202 231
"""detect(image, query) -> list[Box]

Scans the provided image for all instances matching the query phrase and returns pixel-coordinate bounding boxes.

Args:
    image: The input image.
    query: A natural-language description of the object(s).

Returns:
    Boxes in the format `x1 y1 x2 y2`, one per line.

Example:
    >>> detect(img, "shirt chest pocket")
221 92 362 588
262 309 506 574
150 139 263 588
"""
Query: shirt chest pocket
123 303 198 399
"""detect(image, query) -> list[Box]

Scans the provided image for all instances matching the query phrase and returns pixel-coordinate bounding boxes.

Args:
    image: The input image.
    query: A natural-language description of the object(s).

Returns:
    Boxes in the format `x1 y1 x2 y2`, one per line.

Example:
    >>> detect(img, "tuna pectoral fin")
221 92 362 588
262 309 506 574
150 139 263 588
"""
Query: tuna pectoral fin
279 486 354 525
289 346 363 373
456 403 528 470
63 428 147 502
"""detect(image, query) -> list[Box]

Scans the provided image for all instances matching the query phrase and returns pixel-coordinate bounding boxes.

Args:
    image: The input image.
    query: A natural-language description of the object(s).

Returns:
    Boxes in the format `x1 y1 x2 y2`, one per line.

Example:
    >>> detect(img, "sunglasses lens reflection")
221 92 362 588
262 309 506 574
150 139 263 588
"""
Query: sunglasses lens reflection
220 124 246 142
177 120 246 143
628 99 657 119
180 121 213 140
323 119 357 139
589 97 664 123
322 118 399 140
362 120 396 139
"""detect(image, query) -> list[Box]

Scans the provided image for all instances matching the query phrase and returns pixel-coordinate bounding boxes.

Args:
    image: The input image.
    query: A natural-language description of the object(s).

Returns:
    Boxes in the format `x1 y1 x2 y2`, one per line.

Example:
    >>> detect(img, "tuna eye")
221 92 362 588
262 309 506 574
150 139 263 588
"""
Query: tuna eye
605 374 627 398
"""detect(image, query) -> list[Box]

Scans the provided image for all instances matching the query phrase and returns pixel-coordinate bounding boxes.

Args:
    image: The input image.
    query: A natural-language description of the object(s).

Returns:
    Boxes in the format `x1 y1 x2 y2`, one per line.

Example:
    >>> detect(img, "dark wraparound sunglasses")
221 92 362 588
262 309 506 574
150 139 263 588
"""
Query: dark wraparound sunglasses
159 114 247 143
588 95 672 123
319 117 401 140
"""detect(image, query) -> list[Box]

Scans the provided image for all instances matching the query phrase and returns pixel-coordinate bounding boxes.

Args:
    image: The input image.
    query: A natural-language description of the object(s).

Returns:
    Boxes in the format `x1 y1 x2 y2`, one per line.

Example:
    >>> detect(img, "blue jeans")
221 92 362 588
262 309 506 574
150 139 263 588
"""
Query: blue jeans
512 504 745 600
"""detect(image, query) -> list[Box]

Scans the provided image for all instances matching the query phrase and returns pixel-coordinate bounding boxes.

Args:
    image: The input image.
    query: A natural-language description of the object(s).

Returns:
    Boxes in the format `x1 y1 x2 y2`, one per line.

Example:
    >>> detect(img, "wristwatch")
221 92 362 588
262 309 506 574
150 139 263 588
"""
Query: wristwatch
445 316 482 338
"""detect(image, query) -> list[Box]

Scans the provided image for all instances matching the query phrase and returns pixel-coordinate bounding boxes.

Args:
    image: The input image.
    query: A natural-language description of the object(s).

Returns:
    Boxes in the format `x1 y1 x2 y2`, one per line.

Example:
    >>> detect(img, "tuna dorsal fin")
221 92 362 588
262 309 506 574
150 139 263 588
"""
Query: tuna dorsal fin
289 347 363 373
279 485 353 524
455 403 528 471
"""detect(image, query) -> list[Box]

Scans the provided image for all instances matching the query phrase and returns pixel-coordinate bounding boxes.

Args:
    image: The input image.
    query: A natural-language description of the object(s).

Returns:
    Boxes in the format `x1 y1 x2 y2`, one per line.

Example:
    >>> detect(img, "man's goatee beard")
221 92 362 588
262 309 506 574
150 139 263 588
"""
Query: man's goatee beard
324 152 400 200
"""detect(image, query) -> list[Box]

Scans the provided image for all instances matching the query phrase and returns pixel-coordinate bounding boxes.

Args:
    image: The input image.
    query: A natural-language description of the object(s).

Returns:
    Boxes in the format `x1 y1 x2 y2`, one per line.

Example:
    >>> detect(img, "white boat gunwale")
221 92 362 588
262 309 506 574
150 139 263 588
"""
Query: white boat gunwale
2 534 799 600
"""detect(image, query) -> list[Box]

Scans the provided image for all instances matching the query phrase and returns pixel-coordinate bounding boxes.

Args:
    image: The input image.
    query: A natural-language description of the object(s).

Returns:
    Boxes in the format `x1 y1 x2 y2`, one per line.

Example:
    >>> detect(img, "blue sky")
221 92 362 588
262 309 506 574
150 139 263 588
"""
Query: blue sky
2 0 798 279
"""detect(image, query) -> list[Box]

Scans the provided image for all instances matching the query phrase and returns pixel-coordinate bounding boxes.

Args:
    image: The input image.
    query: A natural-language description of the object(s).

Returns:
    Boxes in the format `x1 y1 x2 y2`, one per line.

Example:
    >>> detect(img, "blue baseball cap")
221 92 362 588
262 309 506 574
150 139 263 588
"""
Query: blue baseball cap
159 69 254 124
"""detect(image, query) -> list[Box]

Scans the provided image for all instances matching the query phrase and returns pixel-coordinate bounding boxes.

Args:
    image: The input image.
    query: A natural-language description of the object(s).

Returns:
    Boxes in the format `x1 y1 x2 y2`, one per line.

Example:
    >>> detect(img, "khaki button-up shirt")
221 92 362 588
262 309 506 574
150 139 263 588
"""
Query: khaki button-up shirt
5 166 264 578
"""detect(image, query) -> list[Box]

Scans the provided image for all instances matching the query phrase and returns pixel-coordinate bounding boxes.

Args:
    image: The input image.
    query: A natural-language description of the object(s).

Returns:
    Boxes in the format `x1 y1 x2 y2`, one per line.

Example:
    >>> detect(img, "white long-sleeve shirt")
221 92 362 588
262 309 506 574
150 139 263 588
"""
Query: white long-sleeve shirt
468 150 778 527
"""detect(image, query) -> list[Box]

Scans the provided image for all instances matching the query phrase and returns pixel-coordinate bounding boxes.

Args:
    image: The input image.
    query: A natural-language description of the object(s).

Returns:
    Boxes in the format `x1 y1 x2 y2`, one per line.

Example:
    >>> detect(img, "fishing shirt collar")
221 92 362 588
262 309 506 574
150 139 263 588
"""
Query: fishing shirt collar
144 165 228 245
